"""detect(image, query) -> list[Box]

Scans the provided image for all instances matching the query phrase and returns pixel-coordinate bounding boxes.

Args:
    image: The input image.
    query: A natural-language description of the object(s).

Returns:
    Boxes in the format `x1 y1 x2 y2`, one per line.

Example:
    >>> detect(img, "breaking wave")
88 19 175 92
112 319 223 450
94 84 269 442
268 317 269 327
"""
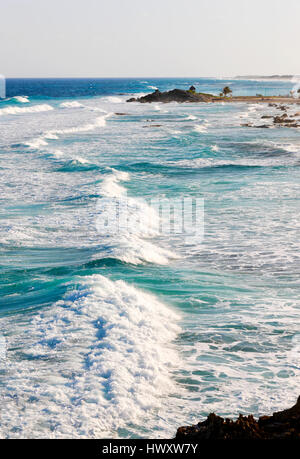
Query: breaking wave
0 275 181 438
0 103 53 116
95 169 178 265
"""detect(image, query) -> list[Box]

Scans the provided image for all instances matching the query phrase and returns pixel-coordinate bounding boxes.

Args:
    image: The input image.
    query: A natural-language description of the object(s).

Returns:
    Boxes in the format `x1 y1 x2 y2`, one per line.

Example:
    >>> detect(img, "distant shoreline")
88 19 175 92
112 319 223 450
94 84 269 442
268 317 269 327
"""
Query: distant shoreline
234 75 298 81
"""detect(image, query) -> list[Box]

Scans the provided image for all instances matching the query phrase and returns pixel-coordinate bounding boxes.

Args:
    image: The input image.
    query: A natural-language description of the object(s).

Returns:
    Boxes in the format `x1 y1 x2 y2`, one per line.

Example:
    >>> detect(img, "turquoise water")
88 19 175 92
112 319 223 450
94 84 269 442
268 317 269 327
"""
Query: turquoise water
0 78 299 438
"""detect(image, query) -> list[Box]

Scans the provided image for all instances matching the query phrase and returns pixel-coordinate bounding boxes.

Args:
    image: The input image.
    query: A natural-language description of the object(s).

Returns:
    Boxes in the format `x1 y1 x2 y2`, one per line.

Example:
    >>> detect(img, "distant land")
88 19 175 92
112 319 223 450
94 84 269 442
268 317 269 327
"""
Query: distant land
235 75 296 80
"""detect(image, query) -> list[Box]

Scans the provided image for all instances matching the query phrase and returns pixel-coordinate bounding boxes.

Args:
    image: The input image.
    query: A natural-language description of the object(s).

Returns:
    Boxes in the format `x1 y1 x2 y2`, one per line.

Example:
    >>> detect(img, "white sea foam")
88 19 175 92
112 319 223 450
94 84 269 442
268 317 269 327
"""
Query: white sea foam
101 96 122 104
0 103 53 116
194 124 208 133
49 114 110 135
172 156 297 168
148 85 158 90
153 104 162 111
60 100 108 113
0 275 181 438
185 115 197 120
98 168 130 198
266 141 300 154
60 101 84 108
25 137 49 149
88 106 108 113
44 132 59 140
211 144 220 152
248 104 261 112
52 149 64 158
72 156 91 165
25 114 111 149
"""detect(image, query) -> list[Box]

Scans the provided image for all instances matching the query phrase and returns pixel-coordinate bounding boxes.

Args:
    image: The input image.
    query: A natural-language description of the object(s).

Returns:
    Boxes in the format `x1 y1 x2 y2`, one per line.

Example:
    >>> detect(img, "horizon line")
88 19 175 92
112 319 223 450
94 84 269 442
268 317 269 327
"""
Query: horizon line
2 75 299 80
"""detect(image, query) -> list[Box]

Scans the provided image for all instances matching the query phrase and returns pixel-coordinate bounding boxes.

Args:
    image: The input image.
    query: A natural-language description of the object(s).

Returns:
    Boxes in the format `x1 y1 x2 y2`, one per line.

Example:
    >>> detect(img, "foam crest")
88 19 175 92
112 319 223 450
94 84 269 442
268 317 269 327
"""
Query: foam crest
106 236 176 265
60 101 84 108
96 170 178 265
101 96 122 104
0 103 53 116
48 114 109 135
194 124 208 133
99 169 130 198
0 275 180 438
25 137 49 149
25 114 111 150
13 96 29 103
172 155 300 168
185 115 197 120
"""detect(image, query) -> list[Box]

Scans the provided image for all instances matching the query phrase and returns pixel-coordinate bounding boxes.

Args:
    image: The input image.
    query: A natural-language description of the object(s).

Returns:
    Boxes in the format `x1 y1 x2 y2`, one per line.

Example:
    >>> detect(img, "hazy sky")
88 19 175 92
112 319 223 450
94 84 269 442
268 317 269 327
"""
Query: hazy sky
1 0 299 77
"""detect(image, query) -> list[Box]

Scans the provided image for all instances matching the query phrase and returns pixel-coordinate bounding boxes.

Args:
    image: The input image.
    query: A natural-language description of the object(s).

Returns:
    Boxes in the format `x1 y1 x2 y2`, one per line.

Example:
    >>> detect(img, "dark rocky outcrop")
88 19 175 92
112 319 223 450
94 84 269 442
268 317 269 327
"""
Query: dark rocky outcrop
176 396 300 440
127 89 213 104
273 114 299 127
127 88 300 105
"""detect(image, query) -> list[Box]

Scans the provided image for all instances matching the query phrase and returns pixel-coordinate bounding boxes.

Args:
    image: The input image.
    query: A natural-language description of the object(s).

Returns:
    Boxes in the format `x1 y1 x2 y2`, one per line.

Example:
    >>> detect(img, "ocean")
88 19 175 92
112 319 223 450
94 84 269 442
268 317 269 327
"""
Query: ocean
0 77 299 438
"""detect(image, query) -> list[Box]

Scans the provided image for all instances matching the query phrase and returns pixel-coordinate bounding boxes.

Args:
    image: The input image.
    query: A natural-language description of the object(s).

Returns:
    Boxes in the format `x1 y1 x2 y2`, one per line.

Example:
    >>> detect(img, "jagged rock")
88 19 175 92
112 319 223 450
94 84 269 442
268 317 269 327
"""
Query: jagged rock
127 89 213 104
261 115 273 119
175 397 300 440
274 115 288 123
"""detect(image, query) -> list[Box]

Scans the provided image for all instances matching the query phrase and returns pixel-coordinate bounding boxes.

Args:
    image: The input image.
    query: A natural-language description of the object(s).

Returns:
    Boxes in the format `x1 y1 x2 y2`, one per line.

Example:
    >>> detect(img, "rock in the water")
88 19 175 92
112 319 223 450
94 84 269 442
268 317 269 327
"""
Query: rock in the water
127 89 213 104
175 397 300 440
274 115 288 123
142 124 162 128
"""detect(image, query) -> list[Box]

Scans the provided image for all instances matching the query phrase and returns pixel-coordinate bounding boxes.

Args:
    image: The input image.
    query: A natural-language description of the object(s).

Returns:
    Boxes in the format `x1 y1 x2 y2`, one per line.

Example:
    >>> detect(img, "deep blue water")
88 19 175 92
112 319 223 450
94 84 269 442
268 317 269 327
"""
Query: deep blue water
0 78 299 438
6 77 293 98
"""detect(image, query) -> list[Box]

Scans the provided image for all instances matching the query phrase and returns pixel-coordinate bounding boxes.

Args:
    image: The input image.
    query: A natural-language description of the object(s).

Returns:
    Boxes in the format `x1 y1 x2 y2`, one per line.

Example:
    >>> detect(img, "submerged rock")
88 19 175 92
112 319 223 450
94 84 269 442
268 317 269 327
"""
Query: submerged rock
142 124 162 128
175 396 300 440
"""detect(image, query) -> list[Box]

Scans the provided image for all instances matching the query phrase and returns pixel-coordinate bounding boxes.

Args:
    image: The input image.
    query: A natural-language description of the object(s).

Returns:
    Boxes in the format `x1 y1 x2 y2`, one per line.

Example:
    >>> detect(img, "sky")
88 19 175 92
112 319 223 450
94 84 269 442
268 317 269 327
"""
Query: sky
1 0 300 78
